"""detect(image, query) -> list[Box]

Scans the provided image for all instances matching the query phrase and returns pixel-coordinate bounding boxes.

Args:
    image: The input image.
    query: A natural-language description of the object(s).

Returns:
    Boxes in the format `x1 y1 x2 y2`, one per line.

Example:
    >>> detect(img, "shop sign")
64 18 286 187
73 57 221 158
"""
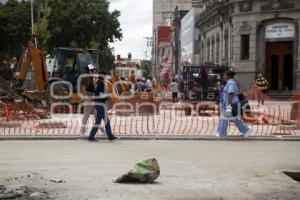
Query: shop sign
265 23 295 39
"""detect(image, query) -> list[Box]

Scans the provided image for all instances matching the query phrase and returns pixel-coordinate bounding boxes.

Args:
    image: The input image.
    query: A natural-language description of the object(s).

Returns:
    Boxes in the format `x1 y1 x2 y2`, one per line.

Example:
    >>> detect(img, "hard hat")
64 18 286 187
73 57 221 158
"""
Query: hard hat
2 60 8 65
88 64 95 70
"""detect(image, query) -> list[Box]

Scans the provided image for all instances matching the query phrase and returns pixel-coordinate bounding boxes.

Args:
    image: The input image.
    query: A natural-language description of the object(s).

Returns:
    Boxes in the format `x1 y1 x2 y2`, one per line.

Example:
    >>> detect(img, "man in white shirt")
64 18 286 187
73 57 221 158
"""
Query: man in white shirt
170 79 179 103
146 77 153 92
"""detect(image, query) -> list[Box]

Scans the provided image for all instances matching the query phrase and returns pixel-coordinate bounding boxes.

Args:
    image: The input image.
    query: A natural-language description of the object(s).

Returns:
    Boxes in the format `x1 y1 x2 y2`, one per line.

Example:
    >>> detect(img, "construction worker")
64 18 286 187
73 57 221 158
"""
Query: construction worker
255 73 268 106
217 71 250 138
0 59 12 86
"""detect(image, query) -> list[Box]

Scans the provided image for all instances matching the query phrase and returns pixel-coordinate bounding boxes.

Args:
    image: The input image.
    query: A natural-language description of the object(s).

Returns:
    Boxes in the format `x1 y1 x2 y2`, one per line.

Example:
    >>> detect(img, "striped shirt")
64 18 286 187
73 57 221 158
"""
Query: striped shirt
256 78 268 91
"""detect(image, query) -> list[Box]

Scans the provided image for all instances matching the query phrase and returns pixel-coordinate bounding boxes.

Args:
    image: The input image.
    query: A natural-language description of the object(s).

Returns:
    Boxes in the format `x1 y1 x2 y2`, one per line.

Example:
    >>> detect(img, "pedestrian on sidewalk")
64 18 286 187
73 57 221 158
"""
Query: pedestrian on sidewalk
80 64 97 136
200 64 210 100
86 75 119 141
255 73 268 106
146 77 153 92
169 79 179 103
216 71 250 138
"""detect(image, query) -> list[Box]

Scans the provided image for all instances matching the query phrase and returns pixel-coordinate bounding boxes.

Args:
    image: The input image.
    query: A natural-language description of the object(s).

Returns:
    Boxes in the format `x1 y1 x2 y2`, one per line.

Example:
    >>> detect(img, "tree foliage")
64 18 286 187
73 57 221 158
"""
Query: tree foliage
0 0 31 59
140 60 152 78
34 0 51 49
0 0 122 69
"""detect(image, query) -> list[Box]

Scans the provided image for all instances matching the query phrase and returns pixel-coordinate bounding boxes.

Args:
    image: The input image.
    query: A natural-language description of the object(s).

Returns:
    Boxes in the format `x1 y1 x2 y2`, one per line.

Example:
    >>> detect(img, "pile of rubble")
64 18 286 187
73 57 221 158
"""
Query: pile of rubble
35 122 67 129
0 77 22 103
0 103 50 121
0 184 50 199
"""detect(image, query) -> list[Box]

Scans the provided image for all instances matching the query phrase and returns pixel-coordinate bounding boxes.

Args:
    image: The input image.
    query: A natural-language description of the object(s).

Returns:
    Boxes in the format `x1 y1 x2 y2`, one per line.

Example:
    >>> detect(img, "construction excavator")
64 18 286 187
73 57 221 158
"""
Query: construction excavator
13 36 132 106
14 36 48 103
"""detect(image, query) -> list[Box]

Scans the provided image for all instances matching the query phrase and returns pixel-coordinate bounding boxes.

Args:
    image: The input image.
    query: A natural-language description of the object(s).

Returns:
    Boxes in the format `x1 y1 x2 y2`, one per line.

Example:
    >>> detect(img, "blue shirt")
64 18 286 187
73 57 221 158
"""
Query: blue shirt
221 79 239 108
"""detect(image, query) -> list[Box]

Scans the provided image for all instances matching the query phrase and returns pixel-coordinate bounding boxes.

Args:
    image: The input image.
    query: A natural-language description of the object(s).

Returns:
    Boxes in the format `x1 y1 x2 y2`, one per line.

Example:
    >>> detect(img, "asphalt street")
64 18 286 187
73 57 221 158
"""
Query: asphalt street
0 140 299 200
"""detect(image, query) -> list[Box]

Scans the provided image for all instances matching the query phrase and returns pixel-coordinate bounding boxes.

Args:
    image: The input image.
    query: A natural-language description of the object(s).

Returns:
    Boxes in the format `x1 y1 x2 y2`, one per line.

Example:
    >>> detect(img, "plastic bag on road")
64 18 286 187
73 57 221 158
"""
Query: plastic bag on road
114 158 160 184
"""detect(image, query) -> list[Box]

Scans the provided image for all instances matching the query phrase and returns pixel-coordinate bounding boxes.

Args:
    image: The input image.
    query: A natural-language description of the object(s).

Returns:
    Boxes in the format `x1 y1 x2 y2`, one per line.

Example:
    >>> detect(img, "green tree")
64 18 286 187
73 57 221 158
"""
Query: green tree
34 0 51 50
140 60 152 78
47 0 122 69
0 0 122 71
0 0 31 60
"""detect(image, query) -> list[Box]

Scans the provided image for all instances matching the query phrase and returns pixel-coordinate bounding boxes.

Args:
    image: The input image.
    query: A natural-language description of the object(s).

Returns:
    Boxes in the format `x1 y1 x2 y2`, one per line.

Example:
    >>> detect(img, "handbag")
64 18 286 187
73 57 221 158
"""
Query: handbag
231 93 251 117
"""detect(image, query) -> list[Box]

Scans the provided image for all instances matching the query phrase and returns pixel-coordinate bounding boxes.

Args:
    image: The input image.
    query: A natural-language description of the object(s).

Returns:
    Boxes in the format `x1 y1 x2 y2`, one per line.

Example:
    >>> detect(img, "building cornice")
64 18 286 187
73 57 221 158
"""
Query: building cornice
232 7 300 17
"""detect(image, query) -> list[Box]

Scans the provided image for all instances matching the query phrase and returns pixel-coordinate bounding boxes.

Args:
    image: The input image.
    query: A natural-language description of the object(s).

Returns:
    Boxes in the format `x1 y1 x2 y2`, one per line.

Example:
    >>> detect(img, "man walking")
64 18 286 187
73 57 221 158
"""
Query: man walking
80 64 97 136
86 76 119 141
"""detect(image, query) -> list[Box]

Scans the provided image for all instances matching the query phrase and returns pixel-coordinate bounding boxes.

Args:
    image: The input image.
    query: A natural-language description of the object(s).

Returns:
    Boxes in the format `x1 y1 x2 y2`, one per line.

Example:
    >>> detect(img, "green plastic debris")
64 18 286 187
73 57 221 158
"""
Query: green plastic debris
115 158 160 183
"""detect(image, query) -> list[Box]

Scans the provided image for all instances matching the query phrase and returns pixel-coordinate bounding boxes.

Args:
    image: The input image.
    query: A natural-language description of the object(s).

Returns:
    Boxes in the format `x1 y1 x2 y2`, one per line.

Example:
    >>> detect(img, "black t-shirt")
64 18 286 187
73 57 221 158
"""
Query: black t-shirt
95 80 107 103
86 81 95 95
0 66 12 81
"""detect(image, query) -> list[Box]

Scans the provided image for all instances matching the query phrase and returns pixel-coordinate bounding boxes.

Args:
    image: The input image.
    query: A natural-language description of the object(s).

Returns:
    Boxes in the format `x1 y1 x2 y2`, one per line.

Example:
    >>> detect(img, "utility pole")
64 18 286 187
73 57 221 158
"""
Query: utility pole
31 0 34 34
144 37 153 60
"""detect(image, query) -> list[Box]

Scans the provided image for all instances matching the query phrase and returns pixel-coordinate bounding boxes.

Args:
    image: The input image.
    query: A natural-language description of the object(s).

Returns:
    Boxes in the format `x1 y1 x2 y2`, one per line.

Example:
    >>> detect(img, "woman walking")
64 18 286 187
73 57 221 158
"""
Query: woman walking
216 71 250 138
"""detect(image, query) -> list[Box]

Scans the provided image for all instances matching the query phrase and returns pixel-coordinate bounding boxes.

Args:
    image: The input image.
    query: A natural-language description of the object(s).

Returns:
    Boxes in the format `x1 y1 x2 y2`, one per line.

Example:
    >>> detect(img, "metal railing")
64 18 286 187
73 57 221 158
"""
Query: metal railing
1 102 299 138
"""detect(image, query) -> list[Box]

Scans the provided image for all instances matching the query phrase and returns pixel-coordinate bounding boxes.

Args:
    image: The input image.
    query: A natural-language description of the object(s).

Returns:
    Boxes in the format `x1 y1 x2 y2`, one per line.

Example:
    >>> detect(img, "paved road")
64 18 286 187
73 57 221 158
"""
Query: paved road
0 140 299 200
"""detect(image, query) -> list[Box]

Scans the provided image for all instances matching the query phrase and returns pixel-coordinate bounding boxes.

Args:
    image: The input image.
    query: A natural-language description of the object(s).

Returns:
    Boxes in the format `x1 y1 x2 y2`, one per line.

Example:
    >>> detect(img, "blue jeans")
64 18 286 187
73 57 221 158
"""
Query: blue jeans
88 104 116 140
217 109 250 137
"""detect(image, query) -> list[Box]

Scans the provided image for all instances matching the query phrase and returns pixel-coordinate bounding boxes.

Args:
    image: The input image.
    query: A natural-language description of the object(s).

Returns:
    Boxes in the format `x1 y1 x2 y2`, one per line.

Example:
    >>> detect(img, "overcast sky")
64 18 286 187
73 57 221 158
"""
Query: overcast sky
109 0 153 60
0 0 153 60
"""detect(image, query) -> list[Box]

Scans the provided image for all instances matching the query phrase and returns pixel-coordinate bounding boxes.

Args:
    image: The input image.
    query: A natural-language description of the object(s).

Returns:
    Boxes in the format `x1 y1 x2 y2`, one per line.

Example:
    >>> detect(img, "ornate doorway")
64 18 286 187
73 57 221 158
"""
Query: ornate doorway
266 42 293 91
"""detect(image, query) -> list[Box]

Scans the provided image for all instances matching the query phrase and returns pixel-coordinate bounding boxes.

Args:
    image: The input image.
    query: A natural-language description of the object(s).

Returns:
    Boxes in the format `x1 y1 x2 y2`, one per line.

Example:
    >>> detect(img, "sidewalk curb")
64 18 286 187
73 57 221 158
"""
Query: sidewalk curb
0 136 300 141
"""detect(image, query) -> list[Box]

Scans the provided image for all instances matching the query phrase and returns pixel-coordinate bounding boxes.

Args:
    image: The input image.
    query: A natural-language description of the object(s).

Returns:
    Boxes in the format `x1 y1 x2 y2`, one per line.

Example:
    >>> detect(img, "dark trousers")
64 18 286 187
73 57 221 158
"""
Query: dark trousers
88 104 116 140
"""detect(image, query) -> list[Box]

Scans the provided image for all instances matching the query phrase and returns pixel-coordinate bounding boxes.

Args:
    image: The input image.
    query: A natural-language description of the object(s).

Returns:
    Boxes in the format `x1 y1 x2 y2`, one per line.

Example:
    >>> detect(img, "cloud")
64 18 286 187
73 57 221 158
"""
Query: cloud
109 0 152 60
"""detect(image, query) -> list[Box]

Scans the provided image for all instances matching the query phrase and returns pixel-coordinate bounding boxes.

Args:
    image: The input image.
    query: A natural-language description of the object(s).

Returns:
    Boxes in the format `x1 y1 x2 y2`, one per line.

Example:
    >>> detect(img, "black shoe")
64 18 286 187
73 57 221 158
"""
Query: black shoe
85 137 98 142
109 136 120 141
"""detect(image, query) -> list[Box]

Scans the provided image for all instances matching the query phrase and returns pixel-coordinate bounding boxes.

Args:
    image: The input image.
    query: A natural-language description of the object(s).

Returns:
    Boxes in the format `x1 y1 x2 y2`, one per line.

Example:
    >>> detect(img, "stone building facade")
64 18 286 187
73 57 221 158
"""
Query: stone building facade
153 0 194 28
152 0 194 78
196 0 300 92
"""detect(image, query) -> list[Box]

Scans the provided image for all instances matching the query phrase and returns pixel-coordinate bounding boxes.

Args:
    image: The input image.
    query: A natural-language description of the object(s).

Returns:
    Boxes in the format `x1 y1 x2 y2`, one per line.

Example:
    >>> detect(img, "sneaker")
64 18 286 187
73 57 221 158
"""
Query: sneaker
243 130 251 138
216 133 226 139
87 137 98 142
82 133 90 139
109 136 120 141
83 134 98 142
